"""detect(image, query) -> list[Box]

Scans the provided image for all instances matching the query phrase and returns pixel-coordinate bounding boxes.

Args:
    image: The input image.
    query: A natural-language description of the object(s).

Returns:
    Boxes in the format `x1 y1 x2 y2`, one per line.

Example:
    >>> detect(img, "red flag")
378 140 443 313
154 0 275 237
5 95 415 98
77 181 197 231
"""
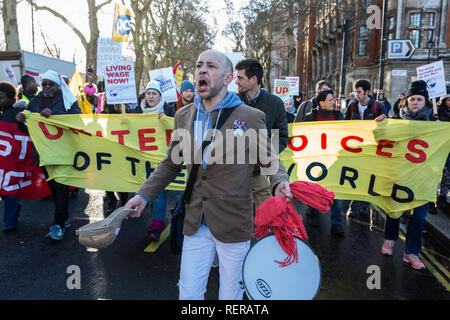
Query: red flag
0 120 51 199
173 61 182 98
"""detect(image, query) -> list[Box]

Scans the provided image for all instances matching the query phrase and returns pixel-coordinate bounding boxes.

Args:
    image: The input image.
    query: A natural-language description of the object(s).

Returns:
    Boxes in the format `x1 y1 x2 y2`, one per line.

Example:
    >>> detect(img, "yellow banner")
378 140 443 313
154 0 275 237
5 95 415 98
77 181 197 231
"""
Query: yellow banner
69 70 93 114
25 113 185 192
24 115 449 217
112 4 132 42
281 120 450 217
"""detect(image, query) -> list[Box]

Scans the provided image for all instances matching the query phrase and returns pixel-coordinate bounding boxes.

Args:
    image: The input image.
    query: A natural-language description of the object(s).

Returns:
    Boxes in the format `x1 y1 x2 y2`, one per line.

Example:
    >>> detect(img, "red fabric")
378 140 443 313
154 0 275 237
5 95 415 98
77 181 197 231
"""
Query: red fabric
290 181 335 213
173 62 182 98
316 112 336 121
253 181 335 267
0 120 51 199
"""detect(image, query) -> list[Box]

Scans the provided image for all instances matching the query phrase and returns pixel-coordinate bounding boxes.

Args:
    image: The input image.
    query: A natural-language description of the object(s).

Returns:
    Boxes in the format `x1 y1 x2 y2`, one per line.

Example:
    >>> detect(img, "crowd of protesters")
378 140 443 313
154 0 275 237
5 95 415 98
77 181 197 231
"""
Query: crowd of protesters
1 53 449 301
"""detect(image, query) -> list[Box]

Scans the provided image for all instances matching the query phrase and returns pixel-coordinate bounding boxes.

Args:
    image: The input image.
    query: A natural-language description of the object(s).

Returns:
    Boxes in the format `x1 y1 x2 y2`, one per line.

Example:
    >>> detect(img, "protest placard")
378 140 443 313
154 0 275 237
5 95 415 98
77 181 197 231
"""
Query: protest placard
149 67 179 103
274 79 291 102
104 61 137 104
286 76 299 96
417 60 447 99
97 38 122 76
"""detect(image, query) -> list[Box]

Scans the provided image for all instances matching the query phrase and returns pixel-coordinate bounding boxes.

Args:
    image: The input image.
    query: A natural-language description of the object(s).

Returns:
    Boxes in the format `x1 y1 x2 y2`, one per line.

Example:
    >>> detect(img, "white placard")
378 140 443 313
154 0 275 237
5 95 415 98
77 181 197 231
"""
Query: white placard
417 60 447 99
104 61 137 104
148 67 179 103
3 64 18 87
97 38 122 76
286 76 299 96
273 79 291 102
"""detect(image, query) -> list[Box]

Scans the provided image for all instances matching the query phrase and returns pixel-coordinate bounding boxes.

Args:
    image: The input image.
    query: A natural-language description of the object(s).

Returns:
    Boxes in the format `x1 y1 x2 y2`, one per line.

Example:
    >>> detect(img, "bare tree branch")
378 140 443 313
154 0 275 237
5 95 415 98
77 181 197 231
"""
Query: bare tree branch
25 0 88 49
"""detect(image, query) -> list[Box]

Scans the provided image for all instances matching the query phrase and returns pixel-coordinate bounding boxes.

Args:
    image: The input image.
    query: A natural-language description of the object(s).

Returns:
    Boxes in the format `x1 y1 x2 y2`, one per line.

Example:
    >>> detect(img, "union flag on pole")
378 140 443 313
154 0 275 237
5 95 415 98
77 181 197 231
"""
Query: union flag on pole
112 4 132 42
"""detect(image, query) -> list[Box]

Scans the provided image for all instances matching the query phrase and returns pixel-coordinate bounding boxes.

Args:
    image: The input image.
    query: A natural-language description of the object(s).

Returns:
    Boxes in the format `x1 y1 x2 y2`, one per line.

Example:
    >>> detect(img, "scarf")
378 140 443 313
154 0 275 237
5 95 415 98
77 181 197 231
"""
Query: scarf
400 105 432 121
41 70 77 112
286 106 296 115
317 107 333 117
141 97 165 114
254 181 335 267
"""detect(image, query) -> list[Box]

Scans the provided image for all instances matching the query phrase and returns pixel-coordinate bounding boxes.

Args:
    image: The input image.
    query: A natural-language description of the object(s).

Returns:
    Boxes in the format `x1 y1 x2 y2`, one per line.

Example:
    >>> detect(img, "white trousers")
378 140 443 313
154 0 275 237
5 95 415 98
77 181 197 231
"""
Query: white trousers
178 224 250 300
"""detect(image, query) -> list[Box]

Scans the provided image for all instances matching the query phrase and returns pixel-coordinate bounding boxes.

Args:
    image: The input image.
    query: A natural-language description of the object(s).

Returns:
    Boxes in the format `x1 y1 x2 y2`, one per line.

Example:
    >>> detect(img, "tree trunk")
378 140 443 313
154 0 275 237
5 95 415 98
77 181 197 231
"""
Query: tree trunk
2 0 21 51
86 0 100 83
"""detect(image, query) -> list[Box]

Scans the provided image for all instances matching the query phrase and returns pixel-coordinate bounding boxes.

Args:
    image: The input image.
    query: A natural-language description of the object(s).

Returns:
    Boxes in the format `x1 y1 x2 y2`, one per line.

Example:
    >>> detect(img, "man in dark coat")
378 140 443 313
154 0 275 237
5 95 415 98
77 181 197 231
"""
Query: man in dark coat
344 79 387 218
16 70 81 241
235 58 288 208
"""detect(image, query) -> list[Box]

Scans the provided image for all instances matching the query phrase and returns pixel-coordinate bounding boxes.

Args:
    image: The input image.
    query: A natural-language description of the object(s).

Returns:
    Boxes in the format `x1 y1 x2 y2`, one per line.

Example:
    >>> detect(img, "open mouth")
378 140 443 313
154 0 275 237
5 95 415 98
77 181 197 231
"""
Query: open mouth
197 79 209 91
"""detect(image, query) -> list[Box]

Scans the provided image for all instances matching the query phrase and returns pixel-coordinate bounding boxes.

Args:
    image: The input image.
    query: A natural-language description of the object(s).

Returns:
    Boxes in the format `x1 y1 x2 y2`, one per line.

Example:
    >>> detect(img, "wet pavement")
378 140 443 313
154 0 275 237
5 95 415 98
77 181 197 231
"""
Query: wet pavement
0 189 449 300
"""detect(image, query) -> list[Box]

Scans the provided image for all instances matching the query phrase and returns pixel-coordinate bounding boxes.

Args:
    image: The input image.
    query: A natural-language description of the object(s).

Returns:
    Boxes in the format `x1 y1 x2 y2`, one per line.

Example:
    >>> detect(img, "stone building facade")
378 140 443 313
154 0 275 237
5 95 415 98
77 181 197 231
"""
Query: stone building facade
294 0 450 104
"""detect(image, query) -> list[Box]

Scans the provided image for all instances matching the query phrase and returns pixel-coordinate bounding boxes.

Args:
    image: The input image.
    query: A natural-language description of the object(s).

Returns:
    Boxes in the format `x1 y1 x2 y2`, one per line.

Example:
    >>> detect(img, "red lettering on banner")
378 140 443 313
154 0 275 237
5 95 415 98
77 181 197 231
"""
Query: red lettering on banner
376 140 395 158
69 128 92 136
138 128 158 151
405 139 428 164
96 131 103 137
166 129 172 147
341 136 364 153
0 121 51 199
38 122 63 140
321 133 327 150
111 130 130 145
288 135 308 152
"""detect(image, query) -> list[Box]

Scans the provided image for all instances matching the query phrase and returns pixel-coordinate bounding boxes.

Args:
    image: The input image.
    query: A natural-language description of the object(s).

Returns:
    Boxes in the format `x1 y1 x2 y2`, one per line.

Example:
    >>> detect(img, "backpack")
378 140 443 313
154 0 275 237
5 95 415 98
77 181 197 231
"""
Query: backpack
349 100 379 119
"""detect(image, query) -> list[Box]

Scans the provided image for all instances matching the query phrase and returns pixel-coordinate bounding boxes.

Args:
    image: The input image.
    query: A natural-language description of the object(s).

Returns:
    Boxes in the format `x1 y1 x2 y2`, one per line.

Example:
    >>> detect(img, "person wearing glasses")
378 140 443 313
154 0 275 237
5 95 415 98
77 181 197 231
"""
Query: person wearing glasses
16 70 80 241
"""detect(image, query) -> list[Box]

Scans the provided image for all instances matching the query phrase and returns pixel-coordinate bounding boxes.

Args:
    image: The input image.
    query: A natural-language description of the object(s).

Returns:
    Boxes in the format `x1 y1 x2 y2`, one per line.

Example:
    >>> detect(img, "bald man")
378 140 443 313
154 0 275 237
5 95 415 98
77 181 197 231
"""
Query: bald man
125 49 291 300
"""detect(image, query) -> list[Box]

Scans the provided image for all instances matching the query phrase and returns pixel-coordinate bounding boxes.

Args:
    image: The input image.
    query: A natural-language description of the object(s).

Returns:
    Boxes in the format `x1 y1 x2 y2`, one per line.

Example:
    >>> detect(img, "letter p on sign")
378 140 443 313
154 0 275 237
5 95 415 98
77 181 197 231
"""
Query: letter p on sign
392 42 402 53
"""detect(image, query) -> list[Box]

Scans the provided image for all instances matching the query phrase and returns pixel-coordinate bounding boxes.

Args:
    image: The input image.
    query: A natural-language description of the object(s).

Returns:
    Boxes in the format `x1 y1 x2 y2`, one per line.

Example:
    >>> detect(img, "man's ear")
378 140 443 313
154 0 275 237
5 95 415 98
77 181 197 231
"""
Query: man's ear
224 72 234 86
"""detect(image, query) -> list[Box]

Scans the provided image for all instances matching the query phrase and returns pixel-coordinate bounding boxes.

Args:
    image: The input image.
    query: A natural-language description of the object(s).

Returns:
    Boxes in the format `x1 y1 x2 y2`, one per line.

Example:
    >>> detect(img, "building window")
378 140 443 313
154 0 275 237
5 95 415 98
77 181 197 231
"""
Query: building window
388 16 395 30
407 11 436 48
409 13 421 27
409 29 420 48
358 40 368 56
422 30 434 47
359 25 369 37
388 16 395 39
358 25 369 57
423 12 435 26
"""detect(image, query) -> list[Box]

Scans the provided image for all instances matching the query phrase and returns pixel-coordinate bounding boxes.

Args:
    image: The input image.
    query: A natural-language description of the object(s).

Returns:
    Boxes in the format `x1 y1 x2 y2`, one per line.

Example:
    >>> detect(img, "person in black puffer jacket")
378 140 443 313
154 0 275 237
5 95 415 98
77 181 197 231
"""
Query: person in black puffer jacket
376 80 437 271
16 70 81 241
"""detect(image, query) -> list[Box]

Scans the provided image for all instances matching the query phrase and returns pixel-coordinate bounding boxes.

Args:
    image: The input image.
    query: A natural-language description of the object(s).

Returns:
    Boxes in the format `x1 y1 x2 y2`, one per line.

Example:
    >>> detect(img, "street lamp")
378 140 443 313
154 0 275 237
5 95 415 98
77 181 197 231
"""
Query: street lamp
426 39 434 64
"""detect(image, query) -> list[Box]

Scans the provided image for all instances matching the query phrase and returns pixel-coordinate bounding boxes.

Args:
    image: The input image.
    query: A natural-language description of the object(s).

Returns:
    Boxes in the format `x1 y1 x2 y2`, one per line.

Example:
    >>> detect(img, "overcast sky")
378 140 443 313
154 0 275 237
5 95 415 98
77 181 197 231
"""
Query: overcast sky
8 0 247 71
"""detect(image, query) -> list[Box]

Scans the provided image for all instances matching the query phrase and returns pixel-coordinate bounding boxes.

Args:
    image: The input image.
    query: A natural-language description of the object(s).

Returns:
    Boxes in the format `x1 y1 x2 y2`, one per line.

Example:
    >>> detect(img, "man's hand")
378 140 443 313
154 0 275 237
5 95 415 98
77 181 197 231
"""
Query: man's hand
375 114 387 122
158 112 165 119
16 112 26 122
124 195 147 219
40 108 53 118
275 182 293 202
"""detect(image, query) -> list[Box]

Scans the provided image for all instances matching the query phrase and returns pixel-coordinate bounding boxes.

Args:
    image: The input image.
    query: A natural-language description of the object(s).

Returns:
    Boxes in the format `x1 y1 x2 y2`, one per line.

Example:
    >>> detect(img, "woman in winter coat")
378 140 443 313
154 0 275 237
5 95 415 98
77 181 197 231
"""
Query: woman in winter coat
376 80 436 270
133 80 174 241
